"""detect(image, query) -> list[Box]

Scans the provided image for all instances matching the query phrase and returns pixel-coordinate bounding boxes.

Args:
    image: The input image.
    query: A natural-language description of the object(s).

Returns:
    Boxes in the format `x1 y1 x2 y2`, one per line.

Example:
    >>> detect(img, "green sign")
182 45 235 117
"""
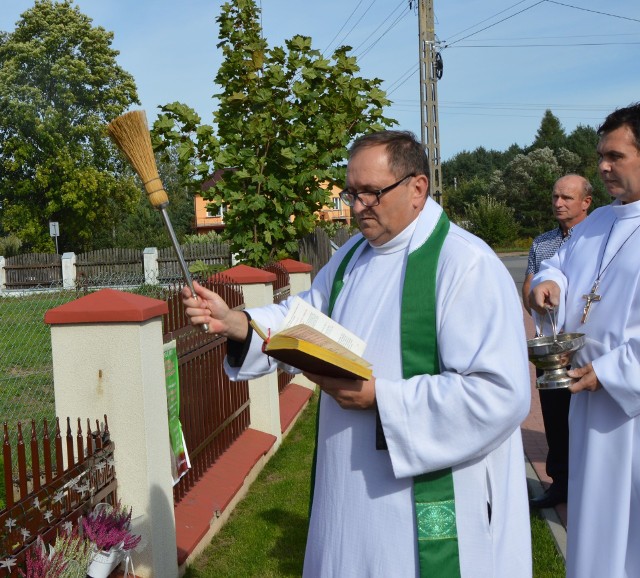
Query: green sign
164 340 190 484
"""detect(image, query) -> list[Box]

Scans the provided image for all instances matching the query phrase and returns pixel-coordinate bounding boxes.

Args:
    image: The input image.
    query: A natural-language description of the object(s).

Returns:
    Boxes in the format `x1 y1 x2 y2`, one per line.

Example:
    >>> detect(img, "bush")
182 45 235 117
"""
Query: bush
0 234 23 257
464 195 520 248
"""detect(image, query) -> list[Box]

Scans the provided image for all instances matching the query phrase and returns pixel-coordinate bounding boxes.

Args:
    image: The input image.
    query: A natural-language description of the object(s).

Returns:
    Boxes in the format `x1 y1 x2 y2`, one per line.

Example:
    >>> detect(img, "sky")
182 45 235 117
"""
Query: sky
1 0 639 161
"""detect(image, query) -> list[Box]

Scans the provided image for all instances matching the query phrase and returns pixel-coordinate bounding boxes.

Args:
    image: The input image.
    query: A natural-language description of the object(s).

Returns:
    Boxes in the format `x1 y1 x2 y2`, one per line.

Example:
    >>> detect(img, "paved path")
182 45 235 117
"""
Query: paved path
502 254 568 560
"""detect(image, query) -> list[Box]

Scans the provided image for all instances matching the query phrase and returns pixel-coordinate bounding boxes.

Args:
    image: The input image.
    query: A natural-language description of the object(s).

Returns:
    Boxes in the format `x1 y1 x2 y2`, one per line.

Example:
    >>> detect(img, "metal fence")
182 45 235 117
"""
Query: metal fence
0 283 78 429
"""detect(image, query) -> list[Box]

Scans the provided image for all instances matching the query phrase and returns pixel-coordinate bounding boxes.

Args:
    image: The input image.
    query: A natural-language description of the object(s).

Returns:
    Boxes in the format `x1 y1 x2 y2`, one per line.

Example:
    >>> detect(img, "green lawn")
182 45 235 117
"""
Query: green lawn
185 391 566 577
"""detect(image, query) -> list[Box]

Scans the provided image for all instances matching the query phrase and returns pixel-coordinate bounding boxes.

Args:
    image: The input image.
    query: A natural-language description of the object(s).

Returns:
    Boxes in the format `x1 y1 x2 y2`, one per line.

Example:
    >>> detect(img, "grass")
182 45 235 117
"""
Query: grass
185 391 566 577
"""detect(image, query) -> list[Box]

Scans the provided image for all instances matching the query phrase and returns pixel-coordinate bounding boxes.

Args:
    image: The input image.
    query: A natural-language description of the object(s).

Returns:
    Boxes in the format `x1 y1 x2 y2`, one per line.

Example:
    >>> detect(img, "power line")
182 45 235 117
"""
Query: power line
449 42 640 48
356 7 409 59
445 0 533 43
545 1 640 24
445 1 546 47
330 0 380 53
321 0 366 55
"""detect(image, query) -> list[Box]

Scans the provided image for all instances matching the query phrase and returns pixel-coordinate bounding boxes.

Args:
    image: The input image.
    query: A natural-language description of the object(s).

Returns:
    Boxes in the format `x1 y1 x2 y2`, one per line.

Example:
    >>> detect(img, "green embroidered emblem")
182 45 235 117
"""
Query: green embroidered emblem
416 499 457 541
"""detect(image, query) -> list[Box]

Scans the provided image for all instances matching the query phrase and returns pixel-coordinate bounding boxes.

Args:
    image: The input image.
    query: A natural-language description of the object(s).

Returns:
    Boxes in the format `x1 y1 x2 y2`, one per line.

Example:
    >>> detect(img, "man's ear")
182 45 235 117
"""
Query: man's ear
412 174 429 207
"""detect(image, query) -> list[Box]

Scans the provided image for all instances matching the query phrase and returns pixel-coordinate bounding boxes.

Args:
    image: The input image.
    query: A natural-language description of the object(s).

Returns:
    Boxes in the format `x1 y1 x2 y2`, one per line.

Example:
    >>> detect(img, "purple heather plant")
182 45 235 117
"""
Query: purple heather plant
18 537 67 578
81 503 141 553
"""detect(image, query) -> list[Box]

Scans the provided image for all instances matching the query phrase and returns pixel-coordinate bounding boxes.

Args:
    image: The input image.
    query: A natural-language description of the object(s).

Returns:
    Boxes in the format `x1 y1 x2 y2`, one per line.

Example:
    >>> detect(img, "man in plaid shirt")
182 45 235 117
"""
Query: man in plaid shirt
523 174 592 509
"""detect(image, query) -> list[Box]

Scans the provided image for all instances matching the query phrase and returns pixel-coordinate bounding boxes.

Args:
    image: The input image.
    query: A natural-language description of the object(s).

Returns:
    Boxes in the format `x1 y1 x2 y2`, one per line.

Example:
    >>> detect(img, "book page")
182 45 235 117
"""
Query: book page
280 297 366 357
275 324 370 367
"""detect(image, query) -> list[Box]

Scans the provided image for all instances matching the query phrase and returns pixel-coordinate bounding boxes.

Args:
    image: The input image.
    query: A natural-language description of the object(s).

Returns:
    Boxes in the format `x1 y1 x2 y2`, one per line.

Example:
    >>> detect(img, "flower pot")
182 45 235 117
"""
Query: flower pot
87 547 124 578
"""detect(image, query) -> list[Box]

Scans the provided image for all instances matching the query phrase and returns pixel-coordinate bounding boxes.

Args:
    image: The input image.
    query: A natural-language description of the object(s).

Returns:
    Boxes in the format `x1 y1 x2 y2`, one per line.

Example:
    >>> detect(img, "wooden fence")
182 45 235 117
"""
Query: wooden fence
76 248 144 286
158 242 232 282
1 416 117 574
3 253 62 289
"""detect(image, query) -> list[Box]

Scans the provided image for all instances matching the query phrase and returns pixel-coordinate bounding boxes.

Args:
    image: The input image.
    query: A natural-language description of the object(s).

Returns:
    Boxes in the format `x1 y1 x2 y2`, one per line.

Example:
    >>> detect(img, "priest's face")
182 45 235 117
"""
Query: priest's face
597 125 640 204
346 145 428 246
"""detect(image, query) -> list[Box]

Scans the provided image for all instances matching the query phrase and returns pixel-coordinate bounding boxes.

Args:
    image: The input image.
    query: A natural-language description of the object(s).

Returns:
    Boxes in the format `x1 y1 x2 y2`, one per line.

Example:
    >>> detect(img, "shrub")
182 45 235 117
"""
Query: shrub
464 195 520 248
81 502 141 552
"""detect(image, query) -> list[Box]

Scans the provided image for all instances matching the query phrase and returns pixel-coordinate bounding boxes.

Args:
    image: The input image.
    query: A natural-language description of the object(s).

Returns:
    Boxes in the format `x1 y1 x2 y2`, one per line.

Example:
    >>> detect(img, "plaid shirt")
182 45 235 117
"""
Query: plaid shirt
526 227 573 275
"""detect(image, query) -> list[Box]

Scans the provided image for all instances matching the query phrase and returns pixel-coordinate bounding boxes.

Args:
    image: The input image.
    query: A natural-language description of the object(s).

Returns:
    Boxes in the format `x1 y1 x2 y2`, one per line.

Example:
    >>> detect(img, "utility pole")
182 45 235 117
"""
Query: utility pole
417 0 443 205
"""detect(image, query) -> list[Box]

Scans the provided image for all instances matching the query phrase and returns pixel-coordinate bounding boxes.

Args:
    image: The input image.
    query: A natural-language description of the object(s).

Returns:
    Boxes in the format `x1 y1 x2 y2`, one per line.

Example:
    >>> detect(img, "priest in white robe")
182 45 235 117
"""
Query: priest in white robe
183 130 532 577
531 103 640 578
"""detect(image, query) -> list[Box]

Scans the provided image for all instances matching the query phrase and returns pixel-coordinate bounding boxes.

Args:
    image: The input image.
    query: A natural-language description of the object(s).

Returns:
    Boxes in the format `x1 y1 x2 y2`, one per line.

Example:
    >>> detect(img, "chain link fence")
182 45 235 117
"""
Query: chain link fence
1 283 75 427
0 273 175 485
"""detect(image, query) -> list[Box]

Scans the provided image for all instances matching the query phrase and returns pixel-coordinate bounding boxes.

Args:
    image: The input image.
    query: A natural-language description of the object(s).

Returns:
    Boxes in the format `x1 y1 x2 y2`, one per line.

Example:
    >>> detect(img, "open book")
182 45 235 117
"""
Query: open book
250 297 372 380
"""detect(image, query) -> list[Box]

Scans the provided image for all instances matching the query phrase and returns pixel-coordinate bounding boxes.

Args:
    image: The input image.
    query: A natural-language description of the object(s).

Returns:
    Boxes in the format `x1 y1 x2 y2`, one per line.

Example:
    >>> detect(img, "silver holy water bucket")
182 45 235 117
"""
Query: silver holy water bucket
527 307 585 389
527 332 586 389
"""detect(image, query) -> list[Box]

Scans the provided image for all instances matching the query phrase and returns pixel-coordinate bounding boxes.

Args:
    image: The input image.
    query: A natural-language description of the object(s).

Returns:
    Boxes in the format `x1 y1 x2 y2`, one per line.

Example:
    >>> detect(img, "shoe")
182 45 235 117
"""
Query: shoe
529 484 567 509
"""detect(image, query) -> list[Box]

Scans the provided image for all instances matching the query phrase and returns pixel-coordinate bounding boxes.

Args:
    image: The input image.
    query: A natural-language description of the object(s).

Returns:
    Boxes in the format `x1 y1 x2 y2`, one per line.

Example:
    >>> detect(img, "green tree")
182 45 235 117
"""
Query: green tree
530 110 567 152
442 145 523 190
153 0 394 266
464 195 519 248
444 175 491 221
0 0 140 252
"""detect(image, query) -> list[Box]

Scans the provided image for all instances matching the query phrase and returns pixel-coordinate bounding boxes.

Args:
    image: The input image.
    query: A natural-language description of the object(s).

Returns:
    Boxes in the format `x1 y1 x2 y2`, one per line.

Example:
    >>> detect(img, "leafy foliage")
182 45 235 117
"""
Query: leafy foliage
464 195 519 248
0 233 23 257
153 0 394 266
0 0 140 252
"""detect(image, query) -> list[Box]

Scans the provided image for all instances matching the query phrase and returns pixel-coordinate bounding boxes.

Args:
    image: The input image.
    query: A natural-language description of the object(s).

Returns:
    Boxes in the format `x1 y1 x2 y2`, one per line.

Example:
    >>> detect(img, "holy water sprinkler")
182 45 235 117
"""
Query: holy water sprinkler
107 110 209 333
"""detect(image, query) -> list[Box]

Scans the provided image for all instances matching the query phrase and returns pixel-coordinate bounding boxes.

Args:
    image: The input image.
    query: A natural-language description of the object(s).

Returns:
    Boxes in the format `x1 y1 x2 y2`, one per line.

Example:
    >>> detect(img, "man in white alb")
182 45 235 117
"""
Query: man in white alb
183 131 532 577
530 102 640 578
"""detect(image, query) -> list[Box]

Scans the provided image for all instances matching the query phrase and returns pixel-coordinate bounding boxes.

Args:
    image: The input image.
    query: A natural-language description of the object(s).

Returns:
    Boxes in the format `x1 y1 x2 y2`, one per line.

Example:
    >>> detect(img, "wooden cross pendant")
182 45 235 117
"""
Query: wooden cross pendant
581 280 601 323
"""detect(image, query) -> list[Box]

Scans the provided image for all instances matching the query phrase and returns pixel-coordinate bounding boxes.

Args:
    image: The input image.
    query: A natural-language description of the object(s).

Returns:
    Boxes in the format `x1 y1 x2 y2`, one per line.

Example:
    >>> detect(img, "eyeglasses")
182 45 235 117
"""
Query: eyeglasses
339 173 415 207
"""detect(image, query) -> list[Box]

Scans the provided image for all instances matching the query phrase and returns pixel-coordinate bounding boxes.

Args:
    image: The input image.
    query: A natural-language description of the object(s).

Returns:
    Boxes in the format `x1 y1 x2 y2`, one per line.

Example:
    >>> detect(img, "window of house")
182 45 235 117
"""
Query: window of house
206 205 226 220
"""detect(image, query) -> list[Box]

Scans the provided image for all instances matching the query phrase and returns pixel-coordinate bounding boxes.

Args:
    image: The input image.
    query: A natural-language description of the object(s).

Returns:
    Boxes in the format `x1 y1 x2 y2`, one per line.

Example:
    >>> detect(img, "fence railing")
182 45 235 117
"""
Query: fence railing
162 277 250 504
1 416 117 574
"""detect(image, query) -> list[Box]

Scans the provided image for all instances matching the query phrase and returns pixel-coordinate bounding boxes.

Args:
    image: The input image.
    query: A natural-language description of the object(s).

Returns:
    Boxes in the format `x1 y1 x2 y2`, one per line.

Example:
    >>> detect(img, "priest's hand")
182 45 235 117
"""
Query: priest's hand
567 363 602 392
304 373 376 410
529 280 561 315
181 281 248 341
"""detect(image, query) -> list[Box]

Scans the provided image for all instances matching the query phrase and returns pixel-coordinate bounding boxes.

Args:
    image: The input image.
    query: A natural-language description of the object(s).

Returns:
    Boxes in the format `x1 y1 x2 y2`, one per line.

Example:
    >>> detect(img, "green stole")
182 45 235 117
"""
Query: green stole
325 210 461 577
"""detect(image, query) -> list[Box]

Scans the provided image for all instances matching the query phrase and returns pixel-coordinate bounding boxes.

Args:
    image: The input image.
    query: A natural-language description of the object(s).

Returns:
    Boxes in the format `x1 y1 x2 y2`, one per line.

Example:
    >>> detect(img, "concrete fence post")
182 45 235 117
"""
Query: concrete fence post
277 258 312 296
0 256 5 291
143 247 159 285
45 290 178 578
61 252 76 290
